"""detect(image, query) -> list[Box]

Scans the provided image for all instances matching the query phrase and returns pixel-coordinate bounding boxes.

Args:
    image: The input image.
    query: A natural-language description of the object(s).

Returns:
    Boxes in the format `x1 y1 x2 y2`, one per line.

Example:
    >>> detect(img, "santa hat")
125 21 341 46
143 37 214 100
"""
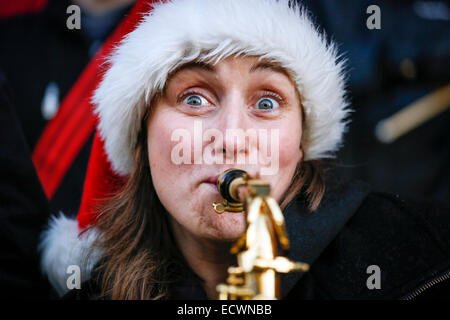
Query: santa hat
40 0 349 296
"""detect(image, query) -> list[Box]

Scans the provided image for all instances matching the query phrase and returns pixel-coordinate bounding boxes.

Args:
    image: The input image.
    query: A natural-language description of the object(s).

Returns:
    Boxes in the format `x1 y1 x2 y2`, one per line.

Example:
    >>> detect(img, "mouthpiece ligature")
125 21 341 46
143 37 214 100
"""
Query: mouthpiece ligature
212 169 248 213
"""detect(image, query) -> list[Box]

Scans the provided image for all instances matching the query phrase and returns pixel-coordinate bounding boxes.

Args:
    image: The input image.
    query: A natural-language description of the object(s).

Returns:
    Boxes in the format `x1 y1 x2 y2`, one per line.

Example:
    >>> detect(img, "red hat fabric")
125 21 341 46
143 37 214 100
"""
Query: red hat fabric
77 132 125 229
74 0 160 229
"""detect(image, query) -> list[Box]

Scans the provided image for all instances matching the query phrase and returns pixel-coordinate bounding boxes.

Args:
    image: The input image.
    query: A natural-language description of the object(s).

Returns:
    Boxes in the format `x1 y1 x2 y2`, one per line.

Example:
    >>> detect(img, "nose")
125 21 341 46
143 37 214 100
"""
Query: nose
215 94 250 162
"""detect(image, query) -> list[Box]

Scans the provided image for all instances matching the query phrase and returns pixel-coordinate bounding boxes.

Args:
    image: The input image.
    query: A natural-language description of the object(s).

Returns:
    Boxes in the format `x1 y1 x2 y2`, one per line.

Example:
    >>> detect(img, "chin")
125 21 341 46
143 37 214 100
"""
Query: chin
204 210 247 242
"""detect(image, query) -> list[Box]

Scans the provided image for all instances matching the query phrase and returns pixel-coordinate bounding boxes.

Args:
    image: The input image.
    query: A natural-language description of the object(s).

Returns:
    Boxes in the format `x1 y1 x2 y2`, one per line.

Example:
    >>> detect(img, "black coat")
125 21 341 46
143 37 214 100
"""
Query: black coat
284 176 450 299
63 172 450 300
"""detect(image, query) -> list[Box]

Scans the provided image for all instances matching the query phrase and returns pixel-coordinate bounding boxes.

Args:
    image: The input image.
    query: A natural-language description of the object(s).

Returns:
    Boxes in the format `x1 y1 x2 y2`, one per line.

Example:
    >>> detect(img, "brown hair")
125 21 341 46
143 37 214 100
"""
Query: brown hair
87 114 184 299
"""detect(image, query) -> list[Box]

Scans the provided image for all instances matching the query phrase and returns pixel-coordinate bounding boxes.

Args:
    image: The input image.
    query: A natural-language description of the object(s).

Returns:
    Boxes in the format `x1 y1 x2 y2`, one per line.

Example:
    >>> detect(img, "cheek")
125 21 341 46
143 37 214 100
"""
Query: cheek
147 112 178 177
278 116 302 169
264 114 302 200
146 109 193 196
147 111 197 229
146 109 204 214
279 132 301 168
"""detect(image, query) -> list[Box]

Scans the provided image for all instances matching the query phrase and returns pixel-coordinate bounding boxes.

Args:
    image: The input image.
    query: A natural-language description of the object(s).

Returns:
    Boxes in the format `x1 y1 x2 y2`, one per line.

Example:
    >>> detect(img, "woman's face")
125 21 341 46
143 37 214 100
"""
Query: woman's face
147 56 303 242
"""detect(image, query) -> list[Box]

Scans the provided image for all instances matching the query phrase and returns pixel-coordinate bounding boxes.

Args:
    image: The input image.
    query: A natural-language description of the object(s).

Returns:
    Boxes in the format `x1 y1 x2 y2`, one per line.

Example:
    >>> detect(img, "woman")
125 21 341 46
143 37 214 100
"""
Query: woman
40 0 450 300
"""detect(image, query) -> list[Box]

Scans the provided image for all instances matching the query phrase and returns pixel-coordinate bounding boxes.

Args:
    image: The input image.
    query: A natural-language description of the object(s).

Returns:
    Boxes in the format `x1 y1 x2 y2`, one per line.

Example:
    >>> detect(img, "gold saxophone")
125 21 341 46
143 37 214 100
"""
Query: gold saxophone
212 169 309 300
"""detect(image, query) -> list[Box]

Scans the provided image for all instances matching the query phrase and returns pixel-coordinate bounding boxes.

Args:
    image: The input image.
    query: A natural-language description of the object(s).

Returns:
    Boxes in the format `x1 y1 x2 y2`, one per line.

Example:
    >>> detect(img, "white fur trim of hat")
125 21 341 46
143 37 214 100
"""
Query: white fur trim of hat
39 214 101 296
94 0 349 176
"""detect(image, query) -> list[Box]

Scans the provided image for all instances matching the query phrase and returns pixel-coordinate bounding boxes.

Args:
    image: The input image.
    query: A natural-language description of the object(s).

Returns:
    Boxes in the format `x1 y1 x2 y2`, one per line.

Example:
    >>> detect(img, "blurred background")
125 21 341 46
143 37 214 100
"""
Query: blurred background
0 0 449 218
303 0 450 205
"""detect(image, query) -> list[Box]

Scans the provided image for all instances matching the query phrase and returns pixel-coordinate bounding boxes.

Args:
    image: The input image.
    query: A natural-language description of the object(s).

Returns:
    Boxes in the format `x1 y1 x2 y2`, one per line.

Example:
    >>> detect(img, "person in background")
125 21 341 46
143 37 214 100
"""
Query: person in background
0 0 136 216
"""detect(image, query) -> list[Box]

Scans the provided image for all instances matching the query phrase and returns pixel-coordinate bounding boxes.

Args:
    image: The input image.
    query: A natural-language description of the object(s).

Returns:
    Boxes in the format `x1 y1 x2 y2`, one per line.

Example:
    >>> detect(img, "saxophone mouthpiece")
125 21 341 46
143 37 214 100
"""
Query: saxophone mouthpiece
212 169 249 213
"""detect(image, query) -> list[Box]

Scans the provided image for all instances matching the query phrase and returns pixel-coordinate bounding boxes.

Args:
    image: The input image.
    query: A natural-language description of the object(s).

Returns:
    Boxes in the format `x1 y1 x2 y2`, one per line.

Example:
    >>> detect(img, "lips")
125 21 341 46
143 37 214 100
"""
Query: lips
200 175 219 192
201 169 256 191
206 175 219 185
200 175 219 194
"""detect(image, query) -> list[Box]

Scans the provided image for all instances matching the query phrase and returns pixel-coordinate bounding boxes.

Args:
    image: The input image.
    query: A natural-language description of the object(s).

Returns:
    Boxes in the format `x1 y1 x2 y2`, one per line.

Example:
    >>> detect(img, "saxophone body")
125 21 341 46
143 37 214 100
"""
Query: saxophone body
213 169 309 300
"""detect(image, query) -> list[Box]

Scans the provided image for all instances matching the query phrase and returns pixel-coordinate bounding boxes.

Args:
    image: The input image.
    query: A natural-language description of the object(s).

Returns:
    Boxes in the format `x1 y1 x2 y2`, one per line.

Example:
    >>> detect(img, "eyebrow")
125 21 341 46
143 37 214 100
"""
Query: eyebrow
250 61 289 76
172 60 288 76
166 60 290 88
171 61 216 75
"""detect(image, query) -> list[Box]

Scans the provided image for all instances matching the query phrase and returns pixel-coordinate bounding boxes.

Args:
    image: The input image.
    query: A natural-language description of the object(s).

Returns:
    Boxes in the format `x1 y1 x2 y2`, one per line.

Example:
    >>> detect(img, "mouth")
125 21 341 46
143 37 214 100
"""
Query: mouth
202 174 219 190
206 175 219 185
200 169 255 192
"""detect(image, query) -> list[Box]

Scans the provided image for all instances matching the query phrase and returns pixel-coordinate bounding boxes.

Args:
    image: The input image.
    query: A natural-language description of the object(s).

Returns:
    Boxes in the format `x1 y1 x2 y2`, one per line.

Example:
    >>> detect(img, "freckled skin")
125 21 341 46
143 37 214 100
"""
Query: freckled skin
147 56 303 243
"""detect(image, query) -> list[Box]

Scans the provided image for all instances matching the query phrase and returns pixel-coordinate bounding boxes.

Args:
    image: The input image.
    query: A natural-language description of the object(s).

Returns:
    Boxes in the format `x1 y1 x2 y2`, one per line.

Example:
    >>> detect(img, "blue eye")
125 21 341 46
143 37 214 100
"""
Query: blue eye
256 97 279 110
184 94 208 106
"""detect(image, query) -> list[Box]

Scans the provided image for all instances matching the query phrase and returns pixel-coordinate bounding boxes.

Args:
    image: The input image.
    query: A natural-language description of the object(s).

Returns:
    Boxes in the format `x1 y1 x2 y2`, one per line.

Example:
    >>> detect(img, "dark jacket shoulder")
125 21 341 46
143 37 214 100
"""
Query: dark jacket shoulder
287 191 450 299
